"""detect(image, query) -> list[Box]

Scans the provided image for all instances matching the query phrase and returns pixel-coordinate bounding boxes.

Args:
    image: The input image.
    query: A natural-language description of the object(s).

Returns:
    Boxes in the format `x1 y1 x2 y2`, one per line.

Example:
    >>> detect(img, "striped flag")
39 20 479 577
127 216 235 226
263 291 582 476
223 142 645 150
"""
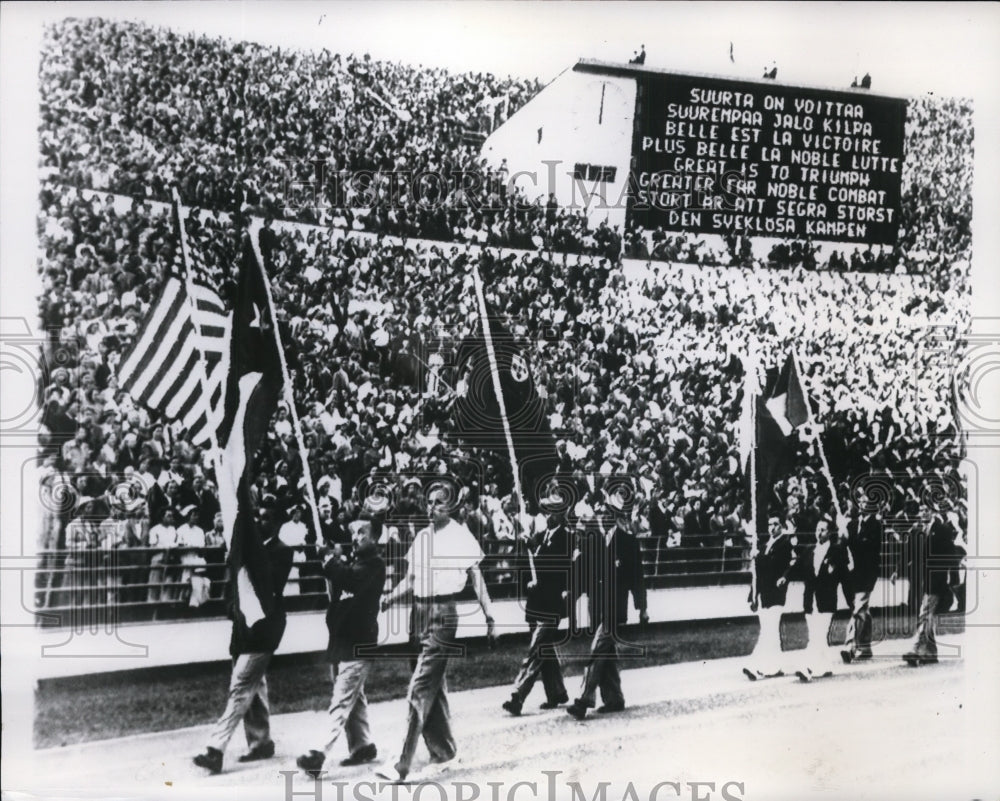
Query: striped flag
117 203 230 447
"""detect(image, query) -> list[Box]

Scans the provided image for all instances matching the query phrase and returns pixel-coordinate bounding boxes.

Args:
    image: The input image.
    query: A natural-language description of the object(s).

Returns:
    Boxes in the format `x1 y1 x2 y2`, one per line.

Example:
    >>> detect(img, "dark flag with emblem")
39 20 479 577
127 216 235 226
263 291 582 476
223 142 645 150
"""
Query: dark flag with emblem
451 311 558 511
216 232 283 632
739 352 810 534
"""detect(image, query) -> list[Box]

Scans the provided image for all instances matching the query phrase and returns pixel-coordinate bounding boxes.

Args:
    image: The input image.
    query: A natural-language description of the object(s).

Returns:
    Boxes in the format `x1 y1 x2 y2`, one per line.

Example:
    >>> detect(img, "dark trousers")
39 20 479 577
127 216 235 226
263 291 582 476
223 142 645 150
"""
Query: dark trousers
844 584 873 656
577 621 623 709
513 619 567 704
912 592 941 656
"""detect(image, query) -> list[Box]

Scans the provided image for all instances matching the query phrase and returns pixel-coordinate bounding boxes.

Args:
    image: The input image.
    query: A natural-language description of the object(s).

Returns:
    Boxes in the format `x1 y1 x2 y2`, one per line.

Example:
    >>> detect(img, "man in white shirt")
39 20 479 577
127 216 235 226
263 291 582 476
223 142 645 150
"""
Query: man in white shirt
278 505 310 597
176 505 210 606
147 508 179 603
376 487 497 783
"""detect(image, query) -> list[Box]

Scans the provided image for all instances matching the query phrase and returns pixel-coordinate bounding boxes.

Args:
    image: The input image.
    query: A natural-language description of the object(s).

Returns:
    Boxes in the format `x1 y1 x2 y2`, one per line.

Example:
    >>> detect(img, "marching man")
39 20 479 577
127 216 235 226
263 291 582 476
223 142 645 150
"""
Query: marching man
297 519 386 776
744 515 798 680
796 515 852 681
502 491 571 715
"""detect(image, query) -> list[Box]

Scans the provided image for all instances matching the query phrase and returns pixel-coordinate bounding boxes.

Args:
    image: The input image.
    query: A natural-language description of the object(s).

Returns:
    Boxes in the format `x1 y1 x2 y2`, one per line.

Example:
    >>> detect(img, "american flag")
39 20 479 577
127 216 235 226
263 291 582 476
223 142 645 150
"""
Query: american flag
117 200 231 449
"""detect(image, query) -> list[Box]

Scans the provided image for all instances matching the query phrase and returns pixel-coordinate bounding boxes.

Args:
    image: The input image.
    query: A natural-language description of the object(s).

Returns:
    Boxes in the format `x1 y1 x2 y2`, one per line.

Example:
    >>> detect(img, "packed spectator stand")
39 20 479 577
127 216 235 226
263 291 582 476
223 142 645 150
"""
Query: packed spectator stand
34 18 971 625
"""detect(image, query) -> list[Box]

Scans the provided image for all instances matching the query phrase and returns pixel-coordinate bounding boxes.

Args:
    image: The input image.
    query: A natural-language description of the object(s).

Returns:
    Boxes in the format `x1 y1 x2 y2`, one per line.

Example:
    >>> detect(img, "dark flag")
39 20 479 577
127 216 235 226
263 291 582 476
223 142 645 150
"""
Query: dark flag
740 352 810 534
764 353 810 437
451 311 558 512
217 232 283 631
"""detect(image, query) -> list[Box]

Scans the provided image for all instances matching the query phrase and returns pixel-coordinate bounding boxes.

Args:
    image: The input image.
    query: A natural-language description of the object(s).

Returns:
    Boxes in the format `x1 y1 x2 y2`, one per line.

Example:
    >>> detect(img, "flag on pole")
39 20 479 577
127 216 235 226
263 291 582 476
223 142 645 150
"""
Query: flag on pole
117 202 230 447
742 352 811 534
216 233 284 628
764 353 810 436
737 353 761 470
451 300 558 511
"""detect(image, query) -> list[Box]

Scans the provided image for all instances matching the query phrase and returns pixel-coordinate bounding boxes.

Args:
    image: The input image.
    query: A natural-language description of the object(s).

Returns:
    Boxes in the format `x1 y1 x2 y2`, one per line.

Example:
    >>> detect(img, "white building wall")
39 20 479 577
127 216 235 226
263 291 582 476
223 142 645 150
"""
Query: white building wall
482 67 637 230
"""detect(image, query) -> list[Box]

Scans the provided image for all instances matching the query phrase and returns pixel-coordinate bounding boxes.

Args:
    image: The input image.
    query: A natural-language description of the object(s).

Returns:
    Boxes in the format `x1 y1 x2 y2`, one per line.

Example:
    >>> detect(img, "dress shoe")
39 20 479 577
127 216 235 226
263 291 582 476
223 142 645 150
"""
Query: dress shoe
566 701 588 720
840 649 853 664
597 703 625 713
340 743 378 766
742 667 760 681
795 669 812 683
374 763 407 784
193 747 223 774
238 741 275 762
502 696 522 716
539 694 569 710
904 651 938 666
297 750 326 778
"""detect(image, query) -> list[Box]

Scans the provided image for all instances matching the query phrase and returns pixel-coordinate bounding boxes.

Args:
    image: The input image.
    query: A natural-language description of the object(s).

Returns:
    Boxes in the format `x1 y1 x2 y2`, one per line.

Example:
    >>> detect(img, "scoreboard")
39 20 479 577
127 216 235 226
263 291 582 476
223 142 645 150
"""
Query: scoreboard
628 71 907 244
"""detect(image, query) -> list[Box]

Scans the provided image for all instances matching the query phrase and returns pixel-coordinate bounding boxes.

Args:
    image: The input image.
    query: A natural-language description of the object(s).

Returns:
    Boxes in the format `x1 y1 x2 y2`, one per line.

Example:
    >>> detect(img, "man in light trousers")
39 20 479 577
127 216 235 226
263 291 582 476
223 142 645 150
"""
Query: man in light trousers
297 519 387 776
376 487 496 783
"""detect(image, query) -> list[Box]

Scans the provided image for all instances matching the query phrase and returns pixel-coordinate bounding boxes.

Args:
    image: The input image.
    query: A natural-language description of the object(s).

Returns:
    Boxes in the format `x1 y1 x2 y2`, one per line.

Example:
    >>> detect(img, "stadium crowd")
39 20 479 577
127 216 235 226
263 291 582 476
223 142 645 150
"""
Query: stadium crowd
33 18 971 618
40 18 972 276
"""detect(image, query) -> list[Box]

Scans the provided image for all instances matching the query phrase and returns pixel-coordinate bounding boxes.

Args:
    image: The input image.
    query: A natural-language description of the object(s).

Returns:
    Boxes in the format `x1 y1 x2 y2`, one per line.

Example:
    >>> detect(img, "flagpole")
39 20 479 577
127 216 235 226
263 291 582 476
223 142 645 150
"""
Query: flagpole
793 351 844 523
470 264 537 584
247 225 326 562
748 376 759 612
172 190 225 486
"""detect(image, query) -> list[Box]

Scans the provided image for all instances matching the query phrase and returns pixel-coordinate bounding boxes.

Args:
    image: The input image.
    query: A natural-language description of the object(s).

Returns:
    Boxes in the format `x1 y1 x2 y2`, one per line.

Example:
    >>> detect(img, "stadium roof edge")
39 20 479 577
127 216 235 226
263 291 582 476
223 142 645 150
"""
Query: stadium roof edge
573 58 909 103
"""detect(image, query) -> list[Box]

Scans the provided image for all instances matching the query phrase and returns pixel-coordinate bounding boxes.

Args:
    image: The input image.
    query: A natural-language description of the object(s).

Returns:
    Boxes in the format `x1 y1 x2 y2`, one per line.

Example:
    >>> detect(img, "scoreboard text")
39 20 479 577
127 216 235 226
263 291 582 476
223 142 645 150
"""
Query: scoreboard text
628 72 907 244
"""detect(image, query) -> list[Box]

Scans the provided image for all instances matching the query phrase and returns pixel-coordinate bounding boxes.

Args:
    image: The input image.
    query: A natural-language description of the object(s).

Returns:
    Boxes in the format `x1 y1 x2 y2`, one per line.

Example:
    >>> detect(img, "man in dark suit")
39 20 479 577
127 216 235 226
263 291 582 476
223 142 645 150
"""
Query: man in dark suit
796 516 852 681
503 493 571 716
682 497 711 547
841 502 885 663
566 492 648 720
178 474 221 533
297 519 387 776
193 509 294 774
903 505 963 665
744 516 799 680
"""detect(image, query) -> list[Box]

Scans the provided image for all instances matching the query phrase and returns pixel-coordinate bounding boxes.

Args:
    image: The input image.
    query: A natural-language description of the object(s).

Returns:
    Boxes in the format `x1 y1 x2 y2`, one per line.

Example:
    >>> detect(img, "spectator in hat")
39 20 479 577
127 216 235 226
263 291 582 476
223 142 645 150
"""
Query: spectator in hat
204 512 228 600
176 505 210 607
98 502 139 606
63 499 102 609
147 507 179 603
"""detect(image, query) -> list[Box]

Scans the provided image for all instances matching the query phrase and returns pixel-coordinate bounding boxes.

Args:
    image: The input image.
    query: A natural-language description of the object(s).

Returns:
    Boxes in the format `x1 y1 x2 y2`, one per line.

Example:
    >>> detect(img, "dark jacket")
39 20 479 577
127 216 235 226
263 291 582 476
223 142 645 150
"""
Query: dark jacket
324 544 386 662
905 515 962 601
847 514 884 593
610 527 647 626
802 540 852 614
575 525 648 628
526 521 572 623
754 533 797 609
229 536 294 656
